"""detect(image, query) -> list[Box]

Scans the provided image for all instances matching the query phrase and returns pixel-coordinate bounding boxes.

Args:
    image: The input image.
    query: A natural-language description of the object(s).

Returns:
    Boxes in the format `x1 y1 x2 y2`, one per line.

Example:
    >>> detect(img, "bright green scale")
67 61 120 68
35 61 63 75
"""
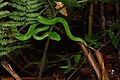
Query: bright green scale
11 16 87 45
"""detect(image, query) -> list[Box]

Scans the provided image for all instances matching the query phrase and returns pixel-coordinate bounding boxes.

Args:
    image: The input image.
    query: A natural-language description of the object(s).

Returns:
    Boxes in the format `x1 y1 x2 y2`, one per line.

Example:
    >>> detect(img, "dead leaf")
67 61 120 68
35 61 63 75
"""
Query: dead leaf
55 2 68 16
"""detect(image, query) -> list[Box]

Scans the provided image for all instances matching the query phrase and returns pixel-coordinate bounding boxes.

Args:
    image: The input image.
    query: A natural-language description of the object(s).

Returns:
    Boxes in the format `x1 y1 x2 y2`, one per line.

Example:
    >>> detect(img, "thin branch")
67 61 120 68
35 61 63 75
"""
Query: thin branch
88 2 93 36
1 61 22 80
78 42 102 80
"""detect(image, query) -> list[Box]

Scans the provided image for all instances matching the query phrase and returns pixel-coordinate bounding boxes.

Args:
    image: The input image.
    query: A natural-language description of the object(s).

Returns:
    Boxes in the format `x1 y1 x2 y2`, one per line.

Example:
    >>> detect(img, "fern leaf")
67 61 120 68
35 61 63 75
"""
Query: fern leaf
0 39 13 45
26 6 42 12
0 0 3 3
25 17 38 21
21 0 27 2
0 2 8 8
27 0 39 5
11 0 26 5
0 51 10 57
9 15 25 21
27 3 42 9
26 13 39 17
0 11 10 15
0 22 24 26
11 11 26 16
8 3 26 11
0 11 10 18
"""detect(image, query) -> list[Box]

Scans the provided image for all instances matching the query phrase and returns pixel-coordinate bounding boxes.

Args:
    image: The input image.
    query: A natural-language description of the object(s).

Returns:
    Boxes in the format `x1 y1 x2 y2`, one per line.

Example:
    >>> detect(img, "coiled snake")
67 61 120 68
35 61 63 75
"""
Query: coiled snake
11 16 87 45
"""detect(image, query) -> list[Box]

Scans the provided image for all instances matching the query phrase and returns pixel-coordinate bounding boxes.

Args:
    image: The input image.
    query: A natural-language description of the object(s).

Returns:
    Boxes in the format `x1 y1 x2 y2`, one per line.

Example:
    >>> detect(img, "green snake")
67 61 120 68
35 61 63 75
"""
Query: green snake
11 24 61 41
11 16 87 45
37 16 87 45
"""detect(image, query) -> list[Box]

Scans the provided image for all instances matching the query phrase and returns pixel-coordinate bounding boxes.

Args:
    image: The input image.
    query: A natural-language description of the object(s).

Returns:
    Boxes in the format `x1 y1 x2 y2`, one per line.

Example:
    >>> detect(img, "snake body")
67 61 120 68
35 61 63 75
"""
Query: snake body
38 16 87 45
11 24 60 41
11 16 86 45
11 24 37 40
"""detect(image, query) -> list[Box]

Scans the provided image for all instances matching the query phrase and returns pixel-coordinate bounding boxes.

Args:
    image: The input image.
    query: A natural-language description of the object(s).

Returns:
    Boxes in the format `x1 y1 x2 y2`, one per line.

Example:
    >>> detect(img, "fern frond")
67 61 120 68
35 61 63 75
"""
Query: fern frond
27 0 39 5
0 22 24 26
26 7 42 12
25 17 38 21
8 0 43 25
0 0 3 3
0 51 11 57
9 15 25 21
0 11 10 15
27 3 42 9
8 3 26 11
26 13 39 17
11 0 26 5
21 0 27 2
0 39 13 45
0 2 8 8
0 0 25 57
11 11 26 16
0 11 10 18
0 45 22 57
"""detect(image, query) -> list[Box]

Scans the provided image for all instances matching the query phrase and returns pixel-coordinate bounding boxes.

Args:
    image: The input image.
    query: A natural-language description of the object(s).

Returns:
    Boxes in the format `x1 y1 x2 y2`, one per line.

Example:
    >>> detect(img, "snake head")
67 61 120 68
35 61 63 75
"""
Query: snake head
48 32 61 41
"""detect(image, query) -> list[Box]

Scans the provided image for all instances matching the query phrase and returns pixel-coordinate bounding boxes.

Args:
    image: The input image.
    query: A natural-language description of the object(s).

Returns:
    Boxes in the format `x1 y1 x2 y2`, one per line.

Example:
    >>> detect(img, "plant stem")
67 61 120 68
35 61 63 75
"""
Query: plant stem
100 2 106 46
38 0 56 79
78 42 102 80
88 1 93 36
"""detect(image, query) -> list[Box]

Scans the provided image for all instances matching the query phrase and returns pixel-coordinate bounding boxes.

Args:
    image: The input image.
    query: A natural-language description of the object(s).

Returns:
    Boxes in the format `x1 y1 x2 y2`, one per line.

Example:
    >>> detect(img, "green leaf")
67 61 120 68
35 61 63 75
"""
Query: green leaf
64 67 72 74
79 58 87 68
0 0 3 3
27 3 42 9
60 66 69 69
23 61 41 69
112 37 119 49
0 11 10 15
0 2 8 8
0 22 24 26
21 0 26 2
26 13 39 17
11 11 26 16
74 54 81 64
0 11 10 18
9 15 25 21
8 3 26 11
11 0 26 5
67 58 71 66
106 30 114 39
27 0 39 5
26 6 42 12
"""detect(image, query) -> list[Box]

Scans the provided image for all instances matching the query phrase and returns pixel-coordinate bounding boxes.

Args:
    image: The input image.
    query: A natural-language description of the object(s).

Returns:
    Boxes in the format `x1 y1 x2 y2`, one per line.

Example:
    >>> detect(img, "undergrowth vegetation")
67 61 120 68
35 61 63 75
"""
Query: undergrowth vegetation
0 0 120 80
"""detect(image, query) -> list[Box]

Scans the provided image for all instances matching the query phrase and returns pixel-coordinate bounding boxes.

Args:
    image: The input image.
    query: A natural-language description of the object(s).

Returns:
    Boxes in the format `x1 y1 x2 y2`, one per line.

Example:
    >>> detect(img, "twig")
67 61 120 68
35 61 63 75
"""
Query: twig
38 26 54 79
88 1 93 36
1 61 22 80
38 0 56 79
95 50 109 80
67 69 78 80
78 42 102 80
100 2 106 48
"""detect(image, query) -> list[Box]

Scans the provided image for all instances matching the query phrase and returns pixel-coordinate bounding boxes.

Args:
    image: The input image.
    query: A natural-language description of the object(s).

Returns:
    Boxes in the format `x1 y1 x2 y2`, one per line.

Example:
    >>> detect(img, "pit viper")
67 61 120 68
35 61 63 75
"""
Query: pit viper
11 24 61 41
11 16 87 45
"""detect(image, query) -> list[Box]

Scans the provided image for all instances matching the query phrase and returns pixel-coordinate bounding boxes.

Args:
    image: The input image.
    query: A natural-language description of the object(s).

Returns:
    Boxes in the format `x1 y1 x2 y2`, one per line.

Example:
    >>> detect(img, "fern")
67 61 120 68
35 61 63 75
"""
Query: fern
0 0 23 57
5 0 43 26
0 0 10 18
0 26 23 57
